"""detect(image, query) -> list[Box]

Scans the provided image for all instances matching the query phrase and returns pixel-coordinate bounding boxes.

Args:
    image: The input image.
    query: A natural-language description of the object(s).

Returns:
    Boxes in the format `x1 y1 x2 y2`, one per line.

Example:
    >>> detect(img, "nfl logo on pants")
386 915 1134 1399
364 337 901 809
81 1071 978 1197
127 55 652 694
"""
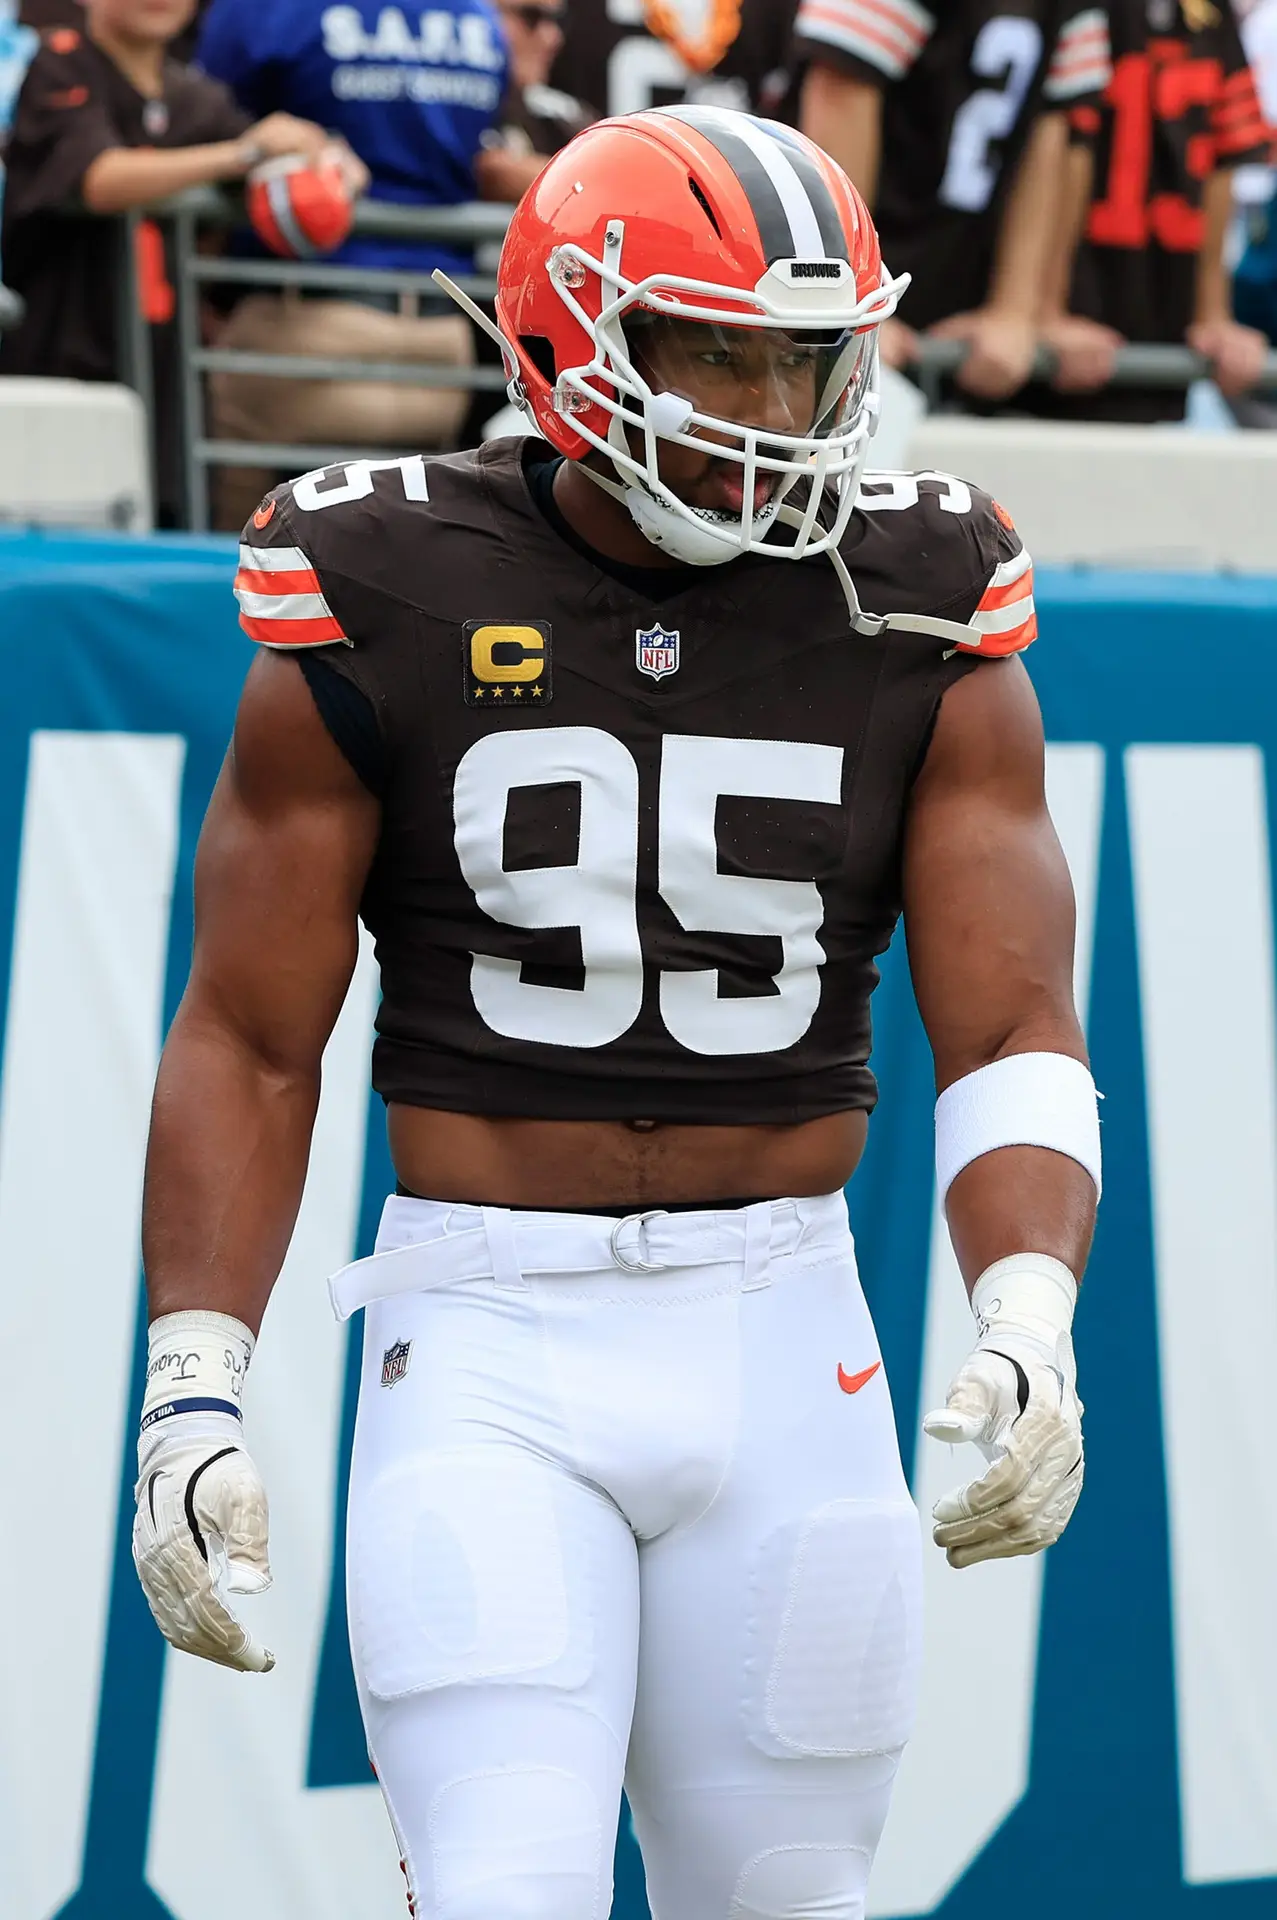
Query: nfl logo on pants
381 1339 412 1387
636 623 680 680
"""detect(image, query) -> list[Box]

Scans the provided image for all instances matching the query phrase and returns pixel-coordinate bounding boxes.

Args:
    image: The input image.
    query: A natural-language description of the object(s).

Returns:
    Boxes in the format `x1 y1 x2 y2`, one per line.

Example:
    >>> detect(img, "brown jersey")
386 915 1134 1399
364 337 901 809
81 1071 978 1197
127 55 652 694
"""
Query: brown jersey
233 441 1035 1126
17 2 208 54
0 28 247 518
0 29 247 386
550 0 796 118
1059 0 1271 417
792 0 1113 324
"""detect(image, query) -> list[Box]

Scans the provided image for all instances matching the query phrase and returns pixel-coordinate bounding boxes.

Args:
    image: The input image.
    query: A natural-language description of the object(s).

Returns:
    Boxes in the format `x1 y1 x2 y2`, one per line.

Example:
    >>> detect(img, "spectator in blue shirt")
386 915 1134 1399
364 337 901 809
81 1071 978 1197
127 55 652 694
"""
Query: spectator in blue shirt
197 0 513 275
196 0 530 523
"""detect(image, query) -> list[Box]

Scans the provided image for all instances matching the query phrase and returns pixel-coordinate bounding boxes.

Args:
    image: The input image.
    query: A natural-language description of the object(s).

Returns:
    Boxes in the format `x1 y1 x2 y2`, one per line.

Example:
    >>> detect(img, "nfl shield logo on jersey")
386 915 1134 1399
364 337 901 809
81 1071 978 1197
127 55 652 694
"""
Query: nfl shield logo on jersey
380 1339 412 1388
636 623 680 680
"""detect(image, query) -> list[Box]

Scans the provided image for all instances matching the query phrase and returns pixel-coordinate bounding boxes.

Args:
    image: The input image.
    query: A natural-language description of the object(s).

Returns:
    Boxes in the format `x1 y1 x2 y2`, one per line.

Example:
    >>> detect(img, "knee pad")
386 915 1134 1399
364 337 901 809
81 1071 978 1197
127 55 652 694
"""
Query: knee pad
429 1767 603 1920
730 1842 870 1920
743 1498 923 1758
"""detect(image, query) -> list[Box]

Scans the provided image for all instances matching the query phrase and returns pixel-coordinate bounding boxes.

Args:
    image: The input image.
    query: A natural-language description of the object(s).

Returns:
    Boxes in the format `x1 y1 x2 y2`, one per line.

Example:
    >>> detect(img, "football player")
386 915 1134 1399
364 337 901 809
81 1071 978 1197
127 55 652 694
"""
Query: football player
550 0 797 119
133 109 1099 1920
794 0 1114 398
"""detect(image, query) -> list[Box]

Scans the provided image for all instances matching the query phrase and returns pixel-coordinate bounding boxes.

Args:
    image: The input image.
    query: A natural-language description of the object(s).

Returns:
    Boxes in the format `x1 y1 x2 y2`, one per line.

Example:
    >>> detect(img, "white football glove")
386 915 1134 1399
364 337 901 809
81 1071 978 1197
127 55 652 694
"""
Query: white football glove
132 1311 275 1674
922 1254 1084 1569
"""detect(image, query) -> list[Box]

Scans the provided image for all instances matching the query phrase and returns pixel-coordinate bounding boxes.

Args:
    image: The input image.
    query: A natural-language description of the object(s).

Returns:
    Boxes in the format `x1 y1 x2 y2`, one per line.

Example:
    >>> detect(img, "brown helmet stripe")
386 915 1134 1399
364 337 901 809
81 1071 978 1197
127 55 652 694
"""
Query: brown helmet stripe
664 107 796 262
664 106 848 265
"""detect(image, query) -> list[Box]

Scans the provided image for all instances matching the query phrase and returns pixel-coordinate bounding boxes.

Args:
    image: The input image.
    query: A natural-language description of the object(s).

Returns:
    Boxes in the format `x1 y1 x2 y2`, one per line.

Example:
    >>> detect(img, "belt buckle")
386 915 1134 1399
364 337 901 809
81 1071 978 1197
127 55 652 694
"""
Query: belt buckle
609 1209 670 1273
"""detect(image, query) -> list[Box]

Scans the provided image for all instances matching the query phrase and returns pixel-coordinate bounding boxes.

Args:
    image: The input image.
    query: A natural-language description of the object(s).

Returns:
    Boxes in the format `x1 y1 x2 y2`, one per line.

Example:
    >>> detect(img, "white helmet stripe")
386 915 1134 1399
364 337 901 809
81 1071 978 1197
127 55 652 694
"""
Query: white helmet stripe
666 106 829 260
266 172 314 260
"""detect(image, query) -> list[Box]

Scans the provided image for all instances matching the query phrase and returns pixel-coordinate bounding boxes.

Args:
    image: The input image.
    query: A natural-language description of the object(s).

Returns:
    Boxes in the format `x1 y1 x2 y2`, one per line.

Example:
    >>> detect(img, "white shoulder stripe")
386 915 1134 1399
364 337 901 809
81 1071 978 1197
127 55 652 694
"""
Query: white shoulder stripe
1045 61 1111 99
798 0 935 43
234 589 335 622
971 595 1037 637
237 543 315 575
1056 6 1108 40
797 16 911 75
990 545 1033 588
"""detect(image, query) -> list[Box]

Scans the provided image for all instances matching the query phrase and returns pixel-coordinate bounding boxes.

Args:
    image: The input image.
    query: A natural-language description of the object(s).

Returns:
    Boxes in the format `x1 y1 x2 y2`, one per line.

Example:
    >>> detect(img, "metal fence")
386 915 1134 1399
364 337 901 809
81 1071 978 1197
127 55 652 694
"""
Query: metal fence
97 187 1277 529
150 188 511 528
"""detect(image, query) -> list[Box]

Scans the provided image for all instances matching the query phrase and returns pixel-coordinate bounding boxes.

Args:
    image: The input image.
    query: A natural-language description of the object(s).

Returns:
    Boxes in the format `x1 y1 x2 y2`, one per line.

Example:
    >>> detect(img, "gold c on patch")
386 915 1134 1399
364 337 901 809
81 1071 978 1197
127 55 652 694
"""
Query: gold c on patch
463 621 552 706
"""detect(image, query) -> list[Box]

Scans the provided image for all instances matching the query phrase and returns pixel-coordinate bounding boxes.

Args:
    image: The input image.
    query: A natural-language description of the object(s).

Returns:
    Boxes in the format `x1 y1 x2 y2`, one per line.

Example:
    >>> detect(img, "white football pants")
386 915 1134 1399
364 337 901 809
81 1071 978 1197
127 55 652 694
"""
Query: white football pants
331 1192 923 1920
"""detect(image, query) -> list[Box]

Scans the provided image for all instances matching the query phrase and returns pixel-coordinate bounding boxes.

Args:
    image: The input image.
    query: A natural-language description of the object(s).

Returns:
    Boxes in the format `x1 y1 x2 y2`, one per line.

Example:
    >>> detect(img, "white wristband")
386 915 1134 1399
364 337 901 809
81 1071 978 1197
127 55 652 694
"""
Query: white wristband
936 1052 1101 1203
140 1310 254 1438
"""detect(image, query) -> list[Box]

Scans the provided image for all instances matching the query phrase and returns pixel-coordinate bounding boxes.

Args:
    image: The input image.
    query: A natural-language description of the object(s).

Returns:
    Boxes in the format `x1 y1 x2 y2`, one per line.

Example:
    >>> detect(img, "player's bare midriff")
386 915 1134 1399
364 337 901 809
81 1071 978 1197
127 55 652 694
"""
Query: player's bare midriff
387 1104 870 1208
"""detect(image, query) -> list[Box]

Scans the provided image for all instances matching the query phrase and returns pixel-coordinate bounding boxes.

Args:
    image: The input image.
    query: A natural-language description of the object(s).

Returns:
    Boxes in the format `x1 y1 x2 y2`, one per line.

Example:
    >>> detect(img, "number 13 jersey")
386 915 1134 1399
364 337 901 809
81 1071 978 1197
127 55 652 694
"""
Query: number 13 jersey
235 439 1036 1125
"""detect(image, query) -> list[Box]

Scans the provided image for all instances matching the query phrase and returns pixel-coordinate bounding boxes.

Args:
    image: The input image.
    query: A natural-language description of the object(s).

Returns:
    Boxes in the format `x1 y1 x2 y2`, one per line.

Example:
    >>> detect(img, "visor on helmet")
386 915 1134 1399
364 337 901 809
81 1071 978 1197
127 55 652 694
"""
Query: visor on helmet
613 312 877 543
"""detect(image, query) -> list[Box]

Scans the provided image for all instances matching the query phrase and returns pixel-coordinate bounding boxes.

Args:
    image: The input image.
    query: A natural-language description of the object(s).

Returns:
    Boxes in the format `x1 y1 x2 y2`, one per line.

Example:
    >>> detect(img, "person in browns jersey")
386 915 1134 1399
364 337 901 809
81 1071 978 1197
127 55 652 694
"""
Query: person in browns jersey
0 0 348 520
551 0 796 118
132 110 1100 1920
1037 0 1272 419
794 0 1113 398
17 0 208 58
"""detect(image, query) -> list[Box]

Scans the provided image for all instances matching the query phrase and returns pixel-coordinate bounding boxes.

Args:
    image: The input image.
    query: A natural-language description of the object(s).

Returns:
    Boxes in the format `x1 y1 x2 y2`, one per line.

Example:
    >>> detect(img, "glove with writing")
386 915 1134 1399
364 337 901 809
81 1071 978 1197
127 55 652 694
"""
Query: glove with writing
922 1254 1084 1569
132 1310 275 1673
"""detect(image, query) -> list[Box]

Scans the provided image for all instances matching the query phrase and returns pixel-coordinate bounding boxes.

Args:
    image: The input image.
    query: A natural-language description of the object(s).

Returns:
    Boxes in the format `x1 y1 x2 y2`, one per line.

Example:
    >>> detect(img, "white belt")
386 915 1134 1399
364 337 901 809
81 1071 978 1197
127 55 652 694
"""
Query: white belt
328 1193 845 1321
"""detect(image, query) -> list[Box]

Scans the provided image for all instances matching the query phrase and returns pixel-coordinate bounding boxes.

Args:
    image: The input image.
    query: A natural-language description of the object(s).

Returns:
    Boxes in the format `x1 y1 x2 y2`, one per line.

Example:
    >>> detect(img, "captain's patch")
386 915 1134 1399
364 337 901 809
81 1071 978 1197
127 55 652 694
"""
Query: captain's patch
464 621 552 706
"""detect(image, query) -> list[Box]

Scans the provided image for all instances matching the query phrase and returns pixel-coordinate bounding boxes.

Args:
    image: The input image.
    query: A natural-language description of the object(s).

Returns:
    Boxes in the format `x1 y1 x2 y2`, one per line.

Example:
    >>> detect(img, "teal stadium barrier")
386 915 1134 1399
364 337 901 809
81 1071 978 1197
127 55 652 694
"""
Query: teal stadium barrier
1 518 1275 1919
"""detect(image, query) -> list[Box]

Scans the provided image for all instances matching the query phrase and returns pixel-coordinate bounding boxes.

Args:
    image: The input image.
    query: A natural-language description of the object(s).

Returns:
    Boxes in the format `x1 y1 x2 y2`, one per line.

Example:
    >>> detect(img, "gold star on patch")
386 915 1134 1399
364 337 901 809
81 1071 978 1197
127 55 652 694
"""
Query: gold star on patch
513 687 524 698
532 686 544 698
473 687 485 699
492 687 504 699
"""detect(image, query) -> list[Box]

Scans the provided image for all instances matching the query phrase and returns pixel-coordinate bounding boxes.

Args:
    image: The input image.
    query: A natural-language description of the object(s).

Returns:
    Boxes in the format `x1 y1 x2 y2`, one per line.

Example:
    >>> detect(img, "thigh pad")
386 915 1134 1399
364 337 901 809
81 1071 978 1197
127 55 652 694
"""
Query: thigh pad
350 1445 592 1701
743 1497 924 1759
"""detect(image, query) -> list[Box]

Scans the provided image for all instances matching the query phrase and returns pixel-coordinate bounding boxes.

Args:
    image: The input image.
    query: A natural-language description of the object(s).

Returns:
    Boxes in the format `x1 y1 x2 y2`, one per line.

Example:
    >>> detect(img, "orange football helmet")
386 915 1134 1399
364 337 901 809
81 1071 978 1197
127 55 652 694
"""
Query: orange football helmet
246 154 355 260
437 108 907 566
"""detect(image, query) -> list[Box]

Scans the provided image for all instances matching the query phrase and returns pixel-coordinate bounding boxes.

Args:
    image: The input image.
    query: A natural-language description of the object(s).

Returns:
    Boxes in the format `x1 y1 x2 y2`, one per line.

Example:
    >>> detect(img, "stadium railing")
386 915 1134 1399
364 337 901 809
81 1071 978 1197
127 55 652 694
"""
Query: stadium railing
104 188 1277 530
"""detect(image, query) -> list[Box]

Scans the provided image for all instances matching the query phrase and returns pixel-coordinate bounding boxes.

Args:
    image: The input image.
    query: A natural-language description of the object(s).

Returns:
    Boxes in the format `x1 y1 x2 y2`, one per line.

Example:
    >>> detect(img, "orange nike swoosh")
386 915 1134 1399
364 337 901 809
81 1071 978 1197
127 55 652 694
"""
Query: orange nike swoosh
837 1360 881 1395
253 498 276 529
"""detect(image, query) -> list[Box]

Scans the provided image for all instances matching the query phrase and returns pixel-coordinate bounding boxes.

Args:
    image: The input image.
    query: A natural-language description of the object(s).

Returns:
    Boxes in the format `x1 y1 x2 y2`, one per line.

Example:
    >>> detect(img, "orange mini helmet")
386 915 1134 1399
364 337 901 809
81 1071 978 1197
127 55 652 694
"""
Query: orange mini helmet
247 153 355 260
437 108 908 566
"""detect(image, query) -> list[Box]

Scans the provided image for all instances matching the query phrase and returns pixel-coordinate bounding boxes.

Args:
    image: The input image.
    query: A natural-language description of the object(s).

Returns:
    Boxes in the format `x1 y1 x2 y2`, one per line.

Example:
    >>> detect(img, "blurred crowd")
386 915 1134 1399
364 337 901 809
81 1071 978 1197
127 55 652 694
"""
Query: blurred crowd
1 0 1275 526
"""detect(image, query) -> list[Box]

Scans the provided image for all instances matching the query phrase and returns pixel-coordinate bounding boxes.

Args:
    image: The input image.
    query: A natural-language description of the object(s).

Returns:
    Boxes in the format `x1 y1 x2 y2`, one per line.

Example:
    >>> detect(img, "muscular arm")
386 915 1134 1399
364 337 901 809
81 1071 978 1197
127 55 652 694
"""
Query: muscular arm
983 110 1070 322
82 139 251 211
1037 138 1125 392
927 111 1072 397
1194 166 1237 328
903 656 1096 1287
798 61 882 200
1039 135 1093 318
142 652 380 1333
1187 168 1269 396
81 113 335 214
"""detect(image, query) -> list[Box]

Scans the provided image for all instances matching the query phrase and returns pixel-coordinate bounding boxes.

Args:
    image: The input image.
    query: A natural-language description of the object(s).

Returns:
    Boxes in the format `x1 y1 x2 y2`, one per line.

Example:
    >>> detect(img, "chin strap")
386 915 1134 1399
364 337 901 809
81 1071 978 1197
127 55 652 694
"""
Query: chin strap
578 462 763 567
796 508 984 648
584 469 986 649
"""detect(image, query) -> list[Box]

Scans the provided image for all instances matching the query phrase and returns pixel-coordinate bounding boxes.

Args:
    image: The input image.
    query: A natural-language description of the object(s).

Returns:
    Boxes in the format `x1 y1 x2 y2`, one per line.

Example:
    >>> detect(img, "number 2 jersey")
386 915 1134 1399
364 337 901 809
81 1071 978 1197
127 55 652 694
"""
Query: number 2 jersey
791 0 1113 325
234 439 1037 1125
